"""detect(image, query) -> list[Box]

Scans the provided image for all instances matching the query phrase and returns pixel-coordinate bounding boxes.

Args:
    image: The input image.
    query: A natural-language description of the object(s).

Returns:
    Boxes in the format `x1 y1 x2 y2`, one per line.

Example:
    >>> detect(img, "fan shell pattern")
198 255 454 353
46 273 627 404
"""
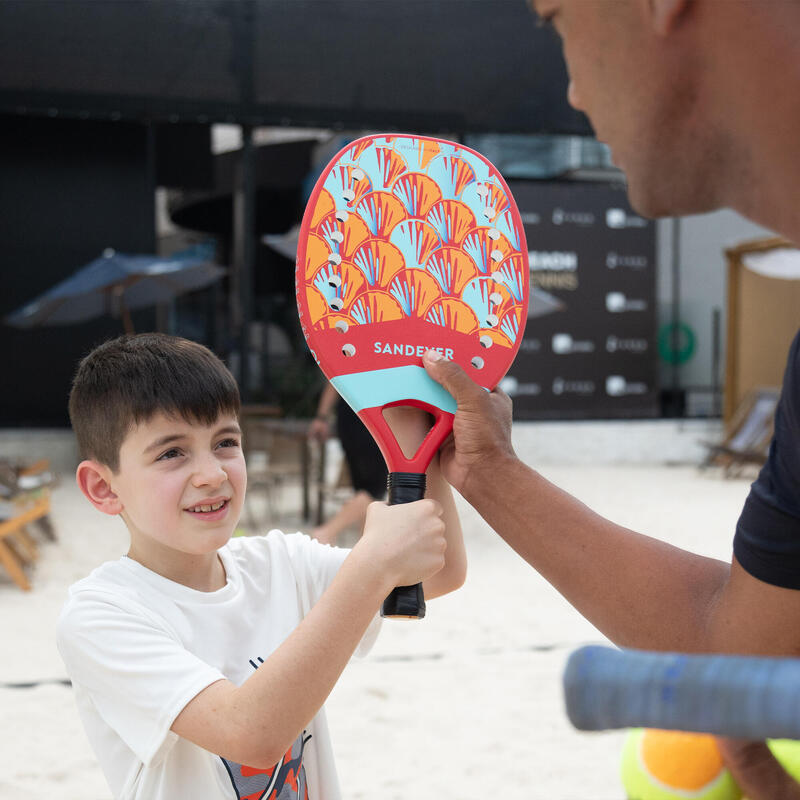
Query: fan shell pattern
299 135 528 357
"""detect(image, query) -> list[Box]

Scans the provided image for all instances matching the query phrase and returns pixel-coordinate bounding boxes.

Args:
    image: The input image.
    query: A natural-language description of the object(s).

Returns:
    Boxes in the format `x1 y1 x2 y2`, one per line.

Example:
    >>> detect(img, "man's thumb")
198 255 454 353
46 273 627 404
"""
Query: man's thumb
422 350 480 400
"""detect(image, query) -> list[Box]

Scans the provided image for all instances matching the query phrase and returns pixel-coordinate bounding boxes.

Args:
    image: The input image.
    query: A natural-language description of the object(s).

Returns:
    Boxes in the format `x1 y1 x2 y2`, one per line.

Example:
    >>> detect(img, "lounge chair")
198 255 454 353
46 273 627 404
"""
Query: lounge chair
700 386 781 477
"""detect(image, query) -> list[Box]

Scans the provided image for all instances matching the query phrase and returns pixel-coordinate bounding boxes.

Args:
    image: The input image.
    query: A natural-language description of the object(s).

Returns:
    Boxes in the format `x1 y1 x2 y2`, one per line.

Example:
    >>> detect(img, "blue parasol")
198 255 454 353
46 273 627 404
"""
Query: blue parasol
5 248 226 334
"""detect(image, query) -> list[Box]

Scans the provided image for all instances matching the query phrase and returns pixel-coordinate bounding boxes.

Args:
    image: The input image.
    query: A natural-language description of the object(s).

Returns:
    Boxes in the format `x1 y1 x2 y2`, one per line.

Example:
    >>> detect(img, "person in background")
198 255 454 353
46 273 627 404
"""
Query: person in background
308 383 388 545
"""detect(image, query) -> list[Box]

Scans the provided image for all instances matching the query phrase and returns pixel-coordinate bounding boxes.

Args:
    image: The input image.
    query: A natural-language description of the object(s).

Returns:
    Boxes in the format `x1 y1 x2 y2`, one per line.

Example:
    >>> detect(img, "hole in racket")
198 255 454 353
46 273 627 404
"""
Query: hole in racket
381 405 435 461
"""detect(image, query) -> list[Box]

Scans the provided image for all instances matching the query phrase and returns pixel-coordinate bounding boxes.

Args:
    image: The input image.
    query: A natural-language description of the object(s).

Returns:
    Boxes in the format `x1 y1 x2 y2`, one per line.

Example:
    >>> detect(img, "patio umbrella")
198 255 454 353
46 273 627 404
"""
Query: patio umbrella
5 248 226 334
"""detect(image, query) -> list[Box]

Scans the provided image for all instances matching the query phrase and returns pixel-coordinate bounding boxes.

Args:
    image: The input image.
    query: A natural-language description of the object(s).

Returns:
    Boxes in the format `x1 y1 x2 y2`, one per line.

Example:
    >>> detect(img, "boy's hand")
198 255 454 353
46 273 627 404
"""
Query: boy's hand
354 499 447 590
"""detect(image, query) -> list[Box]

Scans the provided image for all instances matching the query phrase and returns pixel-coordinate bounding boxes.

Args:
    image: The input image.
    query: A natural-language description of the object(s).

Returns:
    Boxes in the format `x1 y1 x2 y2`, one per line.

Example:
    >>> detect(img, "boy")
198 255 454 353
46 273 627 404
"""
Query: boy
57 333 465 800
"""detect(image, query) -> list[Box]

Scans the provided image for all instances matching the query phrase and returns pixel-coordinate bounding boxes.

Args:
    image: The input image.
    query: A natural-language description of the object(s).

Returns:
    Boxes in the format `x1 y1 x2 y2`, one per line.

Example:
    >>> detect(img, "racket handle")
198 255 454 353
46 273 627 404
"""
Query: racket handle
381 472 427 620
564 645 800 739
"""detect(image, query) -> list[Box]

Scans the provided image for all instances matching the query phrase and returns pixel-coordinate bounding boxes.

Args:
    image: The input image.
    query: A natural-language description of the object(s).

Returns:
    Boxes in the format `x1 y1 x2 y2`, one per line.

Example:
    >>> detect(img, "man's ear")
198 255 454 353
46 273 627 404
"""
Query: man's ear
649 0 691 36
76 460 123 516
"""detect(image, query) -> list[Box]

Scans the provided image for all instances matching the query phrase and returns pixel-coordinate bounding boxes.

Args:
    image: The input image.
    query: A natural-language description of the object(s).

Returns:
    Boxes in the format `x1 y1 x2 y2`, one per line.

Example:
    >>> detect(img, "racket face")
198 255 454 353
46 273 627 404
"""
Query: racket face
296 134 528 470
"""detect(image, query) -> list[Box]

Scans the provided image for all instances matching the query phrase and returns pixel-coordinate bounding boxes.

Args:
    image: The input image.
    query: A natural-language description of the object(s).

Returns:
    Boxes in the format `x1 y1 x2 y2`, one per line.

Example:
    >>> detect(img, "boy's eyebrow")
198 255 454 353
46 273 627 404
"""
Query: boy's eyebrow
143 424 242 455
143 433 188 455
216 424 242 437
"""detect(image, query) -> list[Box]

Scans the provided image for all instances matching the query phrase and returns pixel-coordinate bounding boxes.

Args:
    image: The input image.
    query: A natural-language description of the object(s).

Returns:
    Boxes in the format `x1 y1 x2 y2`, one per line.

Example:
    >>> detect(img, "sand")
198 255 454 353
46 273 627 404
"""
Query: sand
0 460 752 800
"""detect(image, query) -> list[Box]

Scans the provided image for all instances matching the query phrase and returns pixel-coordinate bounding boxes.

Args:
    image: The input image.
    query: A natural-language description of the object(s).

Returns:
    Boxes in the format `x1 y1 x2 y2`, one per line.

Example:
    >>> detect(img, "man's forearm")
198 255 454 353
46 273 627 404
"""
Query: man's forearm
462 456 730 651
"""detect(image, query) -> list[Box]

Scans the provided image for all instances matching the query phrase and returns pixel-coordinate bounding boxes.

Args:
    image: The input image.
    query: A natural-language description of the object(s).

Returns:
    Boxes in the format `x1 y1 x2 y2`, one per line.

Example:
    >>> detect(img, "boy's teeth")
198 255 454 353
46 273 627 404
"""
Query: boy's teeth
191 500 225 513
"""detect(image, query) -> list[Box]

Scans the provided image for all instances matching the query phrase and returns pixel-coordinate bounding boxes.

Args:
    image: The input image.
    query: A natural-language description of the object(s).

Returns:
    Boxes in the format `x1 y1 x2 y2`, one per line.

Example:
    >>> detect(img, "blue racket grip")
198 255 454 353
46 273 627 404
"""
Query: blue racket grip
564 645 800 739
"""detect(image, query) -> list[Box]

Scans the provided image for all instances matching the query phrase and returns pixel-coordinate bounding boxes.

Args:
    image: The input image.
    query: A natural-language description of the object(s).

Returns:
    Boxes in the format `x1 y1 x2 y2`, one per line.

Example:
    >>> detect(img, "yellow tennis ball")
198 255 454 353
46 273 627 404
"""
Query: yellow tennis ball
621 729 742 800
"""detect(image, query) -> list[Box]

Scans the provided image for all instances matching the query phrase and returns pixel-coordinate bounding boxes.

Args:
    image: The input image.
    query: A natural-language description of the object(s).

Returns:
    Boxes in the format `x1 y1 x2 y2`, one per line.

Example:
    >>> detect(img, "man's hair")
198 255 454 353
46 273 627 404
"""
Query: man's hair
69 333 241 472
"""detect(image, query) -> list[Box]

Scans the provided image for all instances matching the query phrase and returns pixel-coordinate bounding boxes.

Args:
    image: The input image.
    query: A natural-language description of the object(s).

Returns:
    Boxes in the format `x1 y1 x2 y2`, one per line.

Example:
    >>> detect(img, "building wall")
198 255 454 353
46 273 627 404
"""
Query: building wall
655 211 776 415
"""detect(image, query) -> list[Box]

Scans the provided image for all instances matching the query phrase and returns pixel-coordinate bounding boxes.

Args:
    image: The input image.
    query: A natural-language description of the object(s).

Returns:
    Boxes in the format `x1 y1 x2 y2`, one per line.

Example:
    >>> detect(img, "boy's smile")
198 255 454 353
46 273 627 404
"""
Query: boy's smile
108 411 247 588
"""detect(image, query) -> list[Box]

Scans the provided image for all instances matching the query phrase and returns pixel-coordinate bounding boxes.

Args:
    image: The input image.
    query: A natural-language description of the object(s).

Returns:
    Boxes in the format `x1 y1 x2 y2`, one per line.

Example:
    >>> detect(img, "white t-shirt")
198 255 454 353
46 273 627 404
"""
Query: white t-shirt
56 531 380 800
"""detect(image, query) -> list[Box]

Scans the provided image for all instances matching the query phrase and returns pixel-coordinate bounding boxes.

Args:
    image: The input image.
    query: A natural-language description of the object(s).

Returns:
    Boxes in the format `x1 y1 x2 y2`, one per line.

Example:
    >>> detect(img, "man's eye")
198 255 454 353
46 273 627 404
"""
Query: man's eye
157 448 182 461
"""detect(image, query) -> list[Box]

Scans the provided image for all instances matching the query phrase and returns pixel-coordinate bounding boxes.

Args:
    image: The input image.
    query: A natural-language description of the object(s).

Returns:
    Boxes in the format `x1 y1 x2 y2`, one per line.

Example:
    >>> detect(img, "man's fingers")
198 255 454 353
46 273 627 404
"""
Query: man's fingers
422 350 483 402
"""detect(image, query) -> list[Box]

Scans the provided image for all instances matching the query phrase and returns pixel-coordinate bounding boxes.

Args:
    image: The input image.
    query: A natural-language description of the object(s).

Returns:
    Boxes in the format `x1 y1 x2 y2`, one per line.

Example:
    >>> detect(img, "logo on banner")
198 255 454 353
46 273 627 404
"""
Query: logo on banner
552 207 596 226
605 375 649 396
530 251 577 270
606 252 649 270
530 251 579 291
552 377 596 396
520 338 542 352
500 375 541 397
606 335 649 353
605 208 648 229
552 333 595 355
606 292 648 312
521 212 542 225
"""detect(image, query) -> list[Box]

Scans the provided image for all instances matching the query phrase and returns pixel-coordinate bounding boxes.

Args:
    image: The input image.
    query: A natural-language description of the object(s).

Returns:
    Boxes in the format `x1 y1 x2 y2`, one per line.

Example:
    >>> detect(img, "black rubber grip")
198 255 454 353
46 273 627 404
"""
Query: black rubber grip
381 472 427 619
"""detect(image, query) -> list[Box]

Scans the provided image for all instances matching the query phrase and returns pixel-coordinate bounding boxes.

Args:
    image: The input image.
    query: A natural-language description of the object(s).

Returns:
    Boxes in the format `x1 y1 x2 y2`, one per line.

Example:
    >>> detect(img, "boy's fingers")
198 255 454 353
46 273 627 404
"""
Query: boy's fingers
422 350 483 404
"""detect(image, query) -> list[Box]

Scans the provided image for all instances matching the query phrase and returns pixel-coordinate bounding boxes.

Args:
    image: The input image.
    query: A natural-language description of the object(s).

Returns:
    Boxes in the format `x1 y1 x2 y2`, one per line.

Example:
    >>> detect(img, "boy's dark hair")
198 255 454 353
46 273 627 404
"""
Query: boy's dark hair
69 334 241 472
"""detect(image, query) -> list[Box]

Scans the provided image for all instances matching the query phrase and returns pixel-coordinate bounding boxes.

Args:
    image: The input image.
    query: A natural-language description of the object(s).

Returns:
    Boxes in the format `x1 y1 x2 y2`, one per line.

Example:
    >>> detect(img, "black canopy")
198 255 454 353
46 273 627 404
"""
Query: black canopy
0 0 590 135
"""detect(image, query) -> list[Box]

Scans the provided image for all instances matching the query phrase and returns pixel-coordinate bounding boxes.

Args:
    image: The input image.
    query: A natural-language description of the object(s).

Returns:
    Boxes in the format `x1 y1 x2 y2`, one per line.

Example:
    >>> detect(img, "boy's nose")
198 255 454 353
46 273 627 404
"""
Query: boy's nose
192 455 227 487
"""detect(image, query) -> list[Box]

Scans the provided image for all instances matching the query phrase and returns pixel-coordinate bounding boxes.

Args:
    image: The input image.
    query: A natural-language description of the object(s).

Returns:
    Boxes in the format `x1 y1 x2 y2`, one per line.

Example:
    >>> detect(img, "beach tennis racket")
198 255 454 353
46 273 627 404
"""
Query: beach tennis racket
563 645 800 739
296 133 529 619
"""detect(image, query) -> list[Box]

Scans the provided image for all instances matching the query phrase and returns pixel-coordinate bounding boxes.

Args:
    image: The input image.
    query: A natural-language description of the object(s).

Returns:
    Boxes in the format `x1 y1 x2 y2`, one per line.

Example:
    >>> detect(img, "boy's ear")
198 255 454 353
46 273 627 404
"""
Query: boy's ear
648 0 691 36
76 460 123 516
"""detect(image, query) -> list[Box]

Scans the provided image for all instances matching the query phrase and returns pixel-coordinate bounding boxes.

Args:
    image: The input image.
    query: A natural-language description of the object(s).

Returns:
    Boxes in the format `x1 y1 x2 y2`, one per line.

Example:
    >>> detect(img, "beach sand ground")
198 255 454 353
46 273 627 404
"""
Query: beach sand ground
0 459 752 800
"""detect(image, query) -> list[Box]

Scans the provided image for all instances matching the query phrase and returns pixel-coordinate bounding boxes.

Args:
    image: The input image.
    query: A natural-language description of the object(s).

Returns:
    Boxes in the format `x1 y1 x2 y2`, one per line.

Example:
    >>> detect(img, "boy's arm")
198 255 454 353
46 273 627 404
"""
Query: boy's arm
382 406 466 599
421 450 465 598
172 498 445 769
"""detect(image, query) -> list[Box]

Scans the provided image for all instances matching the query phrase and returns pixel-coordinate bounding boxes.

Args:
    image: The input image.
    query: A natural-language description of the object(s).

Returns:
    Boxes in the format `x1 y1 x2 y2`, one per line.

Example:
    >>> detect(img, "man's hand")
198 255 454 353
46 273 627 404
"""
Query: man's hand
421 349 516 495
717 738 800 800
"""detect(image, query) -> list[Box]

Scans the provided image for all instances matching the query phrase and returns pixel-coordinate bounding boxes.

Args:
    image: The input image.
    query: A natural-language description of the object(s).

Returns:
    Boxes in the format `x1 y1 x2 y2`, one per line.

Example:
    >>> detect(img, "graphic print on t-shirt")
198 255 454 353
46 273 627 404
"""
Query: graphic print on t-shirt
220 657 311 800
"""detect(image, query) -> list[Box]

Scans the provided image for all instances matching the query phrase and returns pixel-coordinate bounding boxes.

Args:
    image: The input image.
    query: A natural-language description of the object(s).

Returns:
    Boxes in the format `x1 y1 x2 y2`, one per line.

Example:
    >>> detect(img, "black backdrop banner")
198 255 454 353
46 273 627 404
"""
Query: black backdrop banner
507 181 658 419
0 0 590 135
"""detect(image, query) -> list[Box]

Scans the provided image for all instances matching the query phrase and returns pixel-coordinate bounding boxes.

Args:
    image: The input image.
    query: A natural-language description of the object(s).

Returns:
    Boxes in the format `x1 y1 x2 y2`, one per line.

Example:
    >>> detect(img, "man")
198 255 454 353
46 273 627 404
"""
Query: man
422 1 800 797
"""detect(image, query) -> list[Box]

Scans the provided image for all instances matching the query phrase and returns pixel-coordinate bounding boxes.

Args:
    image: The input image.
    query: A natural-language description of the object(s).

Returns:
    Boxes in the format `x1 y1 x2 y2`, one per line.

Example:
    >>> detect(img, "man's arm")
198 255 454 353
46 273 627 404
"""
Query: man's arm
172 498 446 767
718 740 800 800
421 350 800 656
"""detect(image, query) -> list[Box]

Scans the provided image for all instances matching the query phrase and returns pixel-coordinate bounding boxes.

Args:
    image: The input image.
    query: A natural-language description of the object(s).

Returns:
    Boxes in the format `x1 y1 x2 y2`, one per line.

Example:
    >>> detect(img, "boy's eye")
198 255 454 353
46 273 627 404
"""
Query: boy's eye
216 438 240 450
157 448 182 461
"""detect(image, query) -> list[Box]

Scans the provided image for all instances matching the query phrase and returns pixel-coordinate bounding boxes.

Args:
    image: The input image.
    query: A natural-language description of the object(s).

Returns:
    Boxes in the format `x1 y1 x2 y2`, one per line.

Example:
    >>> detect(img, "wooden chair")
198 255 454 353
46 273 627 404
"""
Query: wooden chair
0 459 56 590
241 417 315 528
0 494 50 590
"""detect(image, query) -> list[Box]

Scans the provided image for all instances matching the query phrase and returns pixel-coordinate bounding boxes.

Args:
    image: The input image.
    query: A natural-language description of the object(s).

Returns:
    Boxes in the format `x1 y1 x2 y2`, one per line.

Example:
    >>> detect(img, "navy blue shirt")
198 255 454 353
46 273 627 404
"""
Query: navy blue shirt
734 329 800 588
